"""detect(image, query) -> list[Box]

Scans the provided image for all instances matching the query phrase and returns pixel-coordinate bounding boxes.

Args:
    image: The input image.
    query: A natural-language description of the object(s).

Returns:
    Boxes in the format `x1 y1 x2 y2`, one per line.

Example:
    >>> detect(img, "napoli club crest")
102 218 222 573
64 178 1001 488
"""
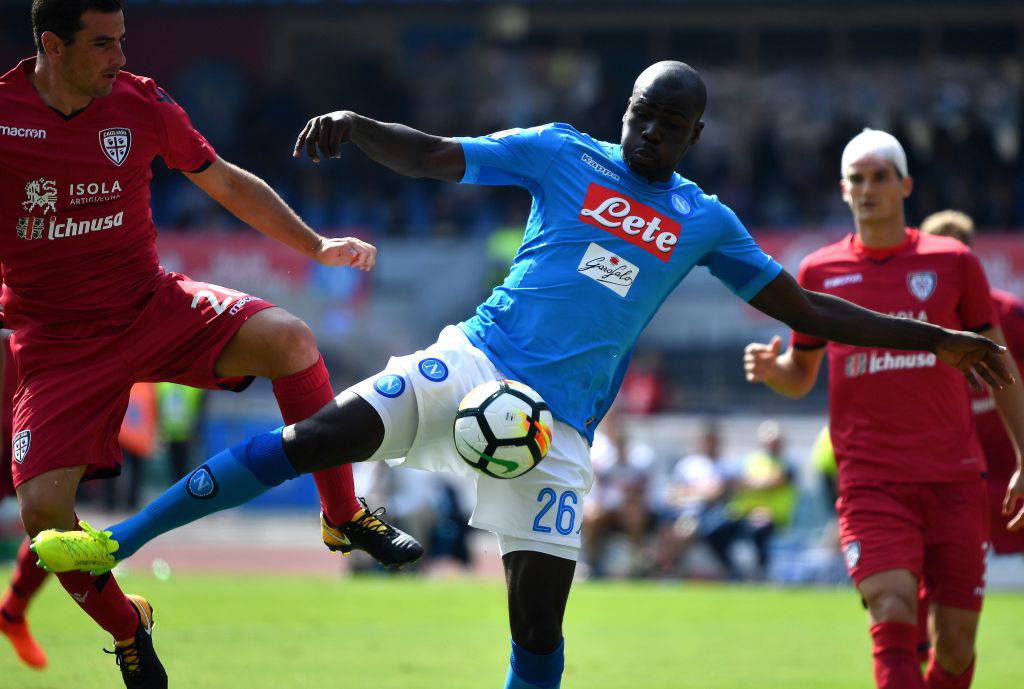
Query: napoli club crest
186 465 218 499
907 270 937 302
99 127 131 166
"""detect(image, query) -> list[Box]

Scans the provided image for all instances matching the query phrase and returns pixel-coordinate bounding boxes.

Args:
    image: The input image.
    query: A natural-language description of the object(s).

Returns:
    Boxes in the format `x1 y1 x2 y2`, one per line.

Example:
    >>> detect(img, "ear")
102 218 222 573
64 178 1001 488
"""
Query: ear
689 121 705 146
902 175 914 199
840 178 852 205
39 31 65 59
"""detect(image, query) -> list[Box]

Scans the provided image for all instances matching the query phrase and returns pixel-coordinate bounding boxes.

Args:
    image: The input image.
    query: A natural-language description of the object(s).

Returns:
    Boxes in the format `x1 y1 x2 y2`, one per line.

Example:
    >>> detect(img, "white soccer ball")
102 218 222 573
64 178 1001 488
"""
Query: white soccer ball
453 379 554 479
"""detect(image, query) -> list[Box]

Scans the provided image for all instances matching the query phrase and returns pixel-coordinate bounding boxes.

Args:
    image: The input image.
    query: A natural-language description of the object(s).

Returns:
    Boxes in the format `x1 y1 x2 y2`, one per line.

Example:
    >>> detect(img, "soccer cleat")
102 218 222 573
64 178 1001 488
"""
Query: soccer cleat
30 520 119 576
0 613 47 669
321 498 424 569
105 595 167 689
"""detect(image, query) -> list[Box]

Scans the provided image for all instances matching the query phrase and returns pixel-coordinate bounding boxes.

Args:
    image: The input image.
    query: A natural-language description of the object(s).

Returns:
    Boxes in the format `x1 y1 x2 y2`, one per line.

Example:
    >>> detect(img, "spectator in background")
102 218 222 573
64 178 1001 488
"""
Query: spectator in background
704 420 796 580
653 419 728 578
582 409 655 578
156 383 207 480
811 425 838 515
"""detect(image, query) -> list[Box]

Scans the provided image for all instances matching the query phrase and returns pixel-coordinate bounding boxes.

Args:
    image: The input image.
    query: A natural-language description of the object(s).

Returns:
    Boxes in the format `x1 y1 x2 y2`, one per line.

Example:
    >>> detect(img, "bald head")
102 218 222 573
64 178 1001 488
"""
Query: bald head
632 61 707 120
619 61 707 183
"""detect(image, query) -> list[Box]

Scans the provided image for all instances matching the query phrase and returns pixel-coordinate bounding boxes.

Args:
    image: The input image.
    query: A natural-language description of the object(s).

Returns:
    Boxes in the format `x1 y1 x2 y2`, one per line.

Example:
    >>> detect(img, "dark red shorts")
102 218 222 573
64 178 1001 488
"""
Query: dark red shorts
987 477 1024 555
9 272 273 488
837 480 988 611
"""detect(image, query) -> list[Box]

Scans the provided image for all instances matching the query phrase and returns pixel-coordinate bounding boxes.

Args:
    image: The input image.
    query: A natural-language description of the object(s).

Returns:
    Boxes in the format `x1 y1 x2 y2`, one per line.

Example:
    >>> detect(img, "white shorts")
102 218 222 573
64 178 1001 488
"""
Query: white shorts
349 325 594 559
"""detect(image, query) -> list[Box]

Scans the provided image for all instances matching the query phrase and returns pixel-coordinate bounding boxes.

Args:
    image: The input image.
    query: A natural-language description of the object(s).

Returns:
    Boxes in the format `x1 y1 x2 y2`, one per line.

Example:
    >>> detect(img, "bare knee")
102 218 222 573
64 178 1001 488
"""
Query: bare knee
16 467 85 537
864 589 917 624
933 609 979 674
18 490 77 537
266 315 319 376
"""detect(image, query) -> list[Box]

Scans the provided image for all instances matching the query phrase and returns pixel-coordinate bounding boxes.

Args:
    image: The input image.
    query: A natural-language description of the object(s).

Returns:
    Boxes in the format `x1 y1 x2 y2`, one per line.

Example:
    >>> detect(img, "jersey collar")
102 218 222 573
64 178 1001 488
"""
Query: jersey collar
851 228 917 260
611 145 684 192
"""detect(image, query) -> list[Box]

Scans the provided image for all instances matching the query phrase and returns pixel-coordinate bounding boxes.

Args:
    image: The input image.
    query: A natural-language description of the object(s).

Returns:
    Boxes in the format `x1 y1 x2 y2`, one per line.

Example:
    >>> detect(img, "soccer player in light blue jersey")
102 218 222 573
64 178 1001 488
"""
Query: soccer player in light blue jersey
33 61 1012 688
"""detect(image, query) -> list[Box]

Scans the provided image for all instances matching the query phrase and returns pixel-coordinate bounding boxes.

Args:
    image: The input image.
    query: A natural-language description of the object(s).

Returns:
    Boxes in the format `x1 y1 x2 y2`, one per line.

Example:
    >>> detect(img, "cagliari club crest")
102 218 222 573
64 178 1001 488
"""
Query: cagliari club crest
907 270 937 302
99 127 131 166
12 430 30 464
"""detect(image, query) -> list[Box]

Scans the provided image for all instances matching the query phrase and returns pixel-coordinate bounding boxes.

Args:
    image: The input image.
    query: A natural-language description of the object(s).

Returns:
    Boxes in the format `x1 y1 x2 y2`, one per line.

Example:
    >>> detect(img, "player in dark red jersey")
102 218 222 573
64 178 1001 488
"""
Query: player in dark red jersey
744 130 1024 689
2 2 421 686
921 210 1024 554
0 330 50 671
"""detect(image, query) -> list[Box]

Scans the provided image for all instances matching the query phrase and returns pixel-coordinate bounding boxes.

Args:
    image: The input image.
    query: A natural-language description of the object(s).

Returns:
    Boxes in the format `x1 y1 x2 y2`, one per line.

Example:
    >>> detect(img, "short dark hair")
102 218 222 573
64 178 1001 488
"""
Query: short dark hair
31 0 123 51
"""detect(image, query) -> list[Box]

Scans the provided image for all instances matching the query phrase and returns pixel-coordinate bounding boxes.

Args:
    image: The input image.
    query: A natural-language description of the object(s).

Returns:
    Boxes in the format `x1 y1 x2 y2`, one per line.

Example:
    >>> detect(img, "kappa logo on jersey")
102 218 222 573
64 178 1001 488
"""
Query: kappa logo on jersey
186 465 218 499
417 358 449 382
12 430 30 464
578 183 680 262
580 153 620 181
99 127 132 166
374 374 406 398
843 541 861 570
16 217 44 241
907 270 937 302
577 242 639 297
21 178 57 215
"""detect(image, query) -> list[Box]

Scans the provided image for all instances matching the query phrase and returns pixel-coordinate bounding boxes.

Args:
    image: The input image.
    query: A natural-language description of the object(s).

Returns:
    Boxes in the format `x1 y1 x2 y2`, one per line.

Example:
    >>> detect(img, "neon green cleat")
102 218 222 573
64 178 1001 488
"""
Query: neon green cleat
30 520 119 576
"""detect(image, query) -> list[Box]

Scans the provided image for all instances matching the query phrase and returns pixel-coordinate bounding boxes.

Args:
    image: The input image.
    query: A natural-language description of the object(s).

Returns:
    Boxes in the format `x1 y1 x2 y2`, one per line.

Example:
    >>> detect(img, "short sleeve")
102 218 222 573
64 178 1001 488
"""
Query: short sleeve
457 124 568 187
148 81 217 173
698 202 782 301
957 251 995 332
791 256 827 350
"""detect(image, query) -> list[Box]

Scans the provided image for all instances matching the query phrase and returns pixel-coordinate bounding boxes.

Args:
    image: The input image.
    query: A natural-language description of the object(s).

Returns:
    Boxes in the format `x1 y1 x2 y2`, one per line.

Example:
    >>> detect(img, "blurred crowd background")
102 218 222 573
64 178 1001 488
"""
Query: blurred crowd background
1 0 1022 583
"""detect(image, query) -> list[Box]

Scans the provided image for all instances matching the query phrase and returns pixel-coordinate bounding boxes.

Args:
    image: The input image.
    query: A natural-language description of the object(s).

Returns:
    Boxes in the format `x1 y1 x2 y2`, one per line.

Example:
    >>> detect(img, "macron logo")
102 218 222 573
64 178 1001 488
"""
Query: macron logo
1 124 46 139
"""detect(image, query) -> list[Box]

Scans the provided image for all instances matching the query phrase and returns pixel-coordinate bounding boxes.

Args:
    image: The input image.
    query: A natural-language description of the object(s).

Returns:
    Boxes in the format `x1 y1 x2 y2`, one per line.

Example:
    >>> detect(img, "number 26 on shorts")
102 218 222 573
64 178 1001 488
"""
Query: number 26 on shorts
533 488 580 536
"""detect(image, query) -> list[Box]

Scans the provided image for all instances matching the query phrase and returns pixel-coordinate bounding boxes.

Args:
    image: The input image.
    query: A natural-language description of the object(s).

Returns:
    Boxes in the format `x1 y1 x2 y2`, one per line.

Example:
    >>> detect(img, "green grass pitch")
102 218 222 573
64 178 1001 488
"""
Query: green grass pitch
1 571 1022 688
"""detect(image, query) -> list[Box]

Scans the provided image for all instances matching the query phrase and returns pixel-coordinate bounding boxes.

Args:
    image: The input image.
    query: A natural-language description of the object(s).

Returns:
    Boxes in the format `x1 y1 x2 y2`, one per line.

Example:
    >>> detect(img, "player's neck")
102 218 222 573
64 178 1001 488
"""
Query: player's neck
30 56 93 116
854 219 907 249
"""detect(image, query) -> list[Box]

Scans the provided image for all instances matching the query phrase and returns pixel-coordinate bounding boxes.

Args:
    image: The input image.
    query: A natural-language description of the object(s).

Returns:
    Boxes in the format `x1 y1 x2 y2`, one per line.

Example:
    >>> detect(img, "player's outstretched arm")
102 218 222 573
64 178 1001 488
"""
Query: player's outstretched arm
185 158 376 270
293 111 465 182
748 270 1014 390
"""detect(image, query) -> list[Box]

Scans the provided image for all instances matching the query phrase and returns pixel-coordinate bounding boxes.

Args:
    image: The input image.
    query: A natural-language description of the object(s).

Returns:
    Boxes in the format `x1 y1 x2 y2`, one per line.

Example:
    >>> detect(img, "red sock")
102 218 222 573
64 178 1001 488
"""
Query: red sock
1 538 49 622
925 654 975 689
871 622 926 689
272 355 359 523
55 570 138 641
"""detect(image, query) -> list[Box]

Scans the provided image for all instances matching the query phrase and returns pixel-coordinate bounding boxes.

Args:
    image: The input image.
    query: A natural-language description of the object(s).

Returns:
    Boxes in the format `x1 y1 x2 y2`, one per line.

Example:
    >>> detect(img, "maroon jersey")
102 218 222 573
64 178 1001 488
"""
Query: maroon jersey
792 229 995 490
0 58 216 331
972 289 1024 485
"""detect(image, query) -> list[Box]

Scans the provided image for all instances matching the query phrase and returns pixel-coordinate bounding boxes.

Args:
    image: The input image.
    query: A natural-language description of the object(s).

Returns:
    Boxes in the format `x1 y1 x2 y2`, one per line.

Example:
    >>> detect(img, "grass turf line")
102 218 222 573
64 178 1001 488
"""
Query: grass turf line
1 571 1022 688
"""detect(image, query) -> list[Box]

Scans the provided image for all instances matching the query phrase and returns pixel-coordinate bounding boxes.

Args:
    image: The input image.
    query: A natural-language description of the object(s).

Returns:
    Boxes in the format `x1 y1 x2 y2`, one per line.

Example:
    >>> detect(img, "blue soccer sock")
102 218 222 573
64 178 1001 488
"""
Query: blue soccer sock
504 638 564 689
107 429 297 560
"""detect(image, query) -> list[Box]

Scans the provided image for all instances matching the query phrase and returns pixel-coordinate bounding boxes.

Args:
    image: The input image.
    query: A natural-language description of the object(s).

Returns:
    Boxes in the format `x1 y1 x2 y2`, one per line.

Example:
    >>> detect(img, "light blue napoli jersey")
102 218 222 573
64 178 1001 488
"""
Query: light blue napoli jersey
457 123 782 442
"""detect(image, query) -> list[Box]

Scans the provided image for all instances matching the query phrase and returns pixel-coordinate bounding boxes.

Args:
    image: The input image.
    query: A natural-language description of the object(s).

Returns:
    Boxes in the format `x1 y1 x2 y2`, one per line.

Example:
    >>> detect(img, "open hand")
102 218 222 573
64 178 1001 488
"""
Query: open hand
293 111 355 162
744 335 782 383
935 330 1014 391
1004 466 1024 531
313 236 376 271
